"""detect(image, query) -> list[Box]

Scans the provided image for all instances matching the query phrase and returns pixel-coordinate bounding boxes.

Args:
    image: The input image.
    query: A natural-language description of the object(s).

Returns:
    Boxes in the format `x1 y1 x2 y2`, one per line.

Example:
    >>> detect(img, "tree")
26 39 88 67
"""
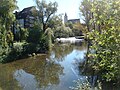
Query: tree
82 0 120 82
0 0 17 48
80 0 92 32
54 25 73 38
48 14 63 30
34 0 58 32
47 14 64 40
73 22 86 36
65 22 74 29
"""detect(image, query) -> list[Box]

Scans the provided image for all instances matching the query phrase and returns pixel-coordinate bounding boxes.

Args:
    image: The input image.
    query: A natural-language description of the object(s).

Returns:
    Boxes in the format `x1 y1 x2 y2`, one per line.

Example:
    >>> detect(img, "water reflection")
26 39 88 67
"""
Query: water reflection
52 41 87 62
14 69 39 90
15 56 64 90
78 58 120 90
0 64 22 90
0 41 87 90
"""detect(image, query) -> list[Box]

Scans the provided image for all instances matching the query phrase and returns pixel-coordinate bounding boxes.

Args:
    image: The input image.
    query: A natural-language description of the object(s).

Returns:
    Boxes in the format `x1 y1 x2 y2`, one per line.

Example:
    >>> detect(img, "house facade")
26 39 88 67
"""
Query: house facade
12 6 37 41
15 6 37 29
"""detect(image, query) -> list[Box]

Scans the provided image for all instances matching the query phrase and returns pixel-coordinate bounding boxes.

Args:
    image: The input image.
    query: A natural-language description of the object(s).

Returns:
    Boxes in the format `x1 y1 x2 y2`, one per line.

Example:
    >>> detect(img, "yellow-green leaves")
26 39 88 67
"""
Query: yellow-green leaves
82 0 120 82
0 0 17 49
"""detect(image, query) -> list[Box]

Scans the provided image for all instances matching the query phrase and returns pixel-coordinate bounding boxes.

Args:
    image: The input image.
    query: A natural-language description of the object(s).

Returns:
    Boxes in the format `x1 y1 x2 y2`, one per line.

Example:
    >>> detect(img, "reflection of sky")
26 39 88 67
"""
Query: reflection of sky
12 43 87 90
14 69 39 90
54 49 87 89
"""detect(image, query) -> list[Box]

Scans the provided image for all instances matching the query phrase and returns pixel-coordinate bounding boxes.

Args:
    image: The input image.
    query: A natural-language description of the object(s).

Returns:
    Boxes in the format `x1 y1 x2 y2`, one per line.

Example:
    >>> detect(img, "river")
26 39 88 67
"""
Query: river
0 39 120 90
0 40 88 90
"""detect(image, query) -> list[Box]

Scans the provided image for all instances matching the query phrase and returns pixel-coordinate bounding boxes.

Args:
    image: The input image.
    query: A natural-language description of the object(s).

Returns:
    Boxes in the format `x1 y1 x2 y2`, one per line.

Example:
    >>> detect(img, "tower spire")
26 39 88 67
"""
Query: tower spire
64 12 68 23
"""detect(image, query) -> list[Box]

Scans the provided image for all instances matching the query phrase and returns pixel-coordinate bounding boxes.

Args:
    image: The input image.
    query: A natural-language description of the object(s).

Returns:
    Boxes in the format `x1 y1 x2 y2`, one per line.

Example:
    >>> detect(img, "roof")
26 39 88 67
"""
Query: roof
68 19 80 21
22 6 35 12
68 19 80 23
16 6 36 19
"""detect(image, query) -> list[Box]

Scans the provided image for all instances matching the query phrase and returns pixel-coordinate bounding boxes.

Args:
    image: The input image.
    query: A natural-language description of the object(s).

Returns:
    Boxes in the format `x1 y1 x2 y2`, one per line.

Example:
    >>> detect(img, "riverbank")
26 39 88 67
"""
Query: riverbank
0 41 49 63
0 37 85 63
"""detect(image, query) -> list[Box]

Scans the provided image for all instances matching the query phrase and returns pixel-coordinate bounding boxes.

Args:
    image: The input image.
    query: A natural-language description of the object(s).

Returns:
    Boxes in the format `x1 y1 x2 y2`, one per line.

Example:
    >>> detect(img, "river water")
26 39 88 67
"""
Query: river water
0 40 88 90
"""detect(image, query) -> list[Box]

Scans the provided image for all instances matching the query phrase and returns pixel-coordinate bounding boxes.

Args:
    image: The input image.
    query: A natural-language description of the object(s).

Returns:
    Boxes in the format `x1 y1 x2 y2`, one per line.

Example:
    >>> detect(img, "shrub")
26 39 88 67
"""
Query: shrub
54 25 73 38
27 29 42 44
20 28 29 41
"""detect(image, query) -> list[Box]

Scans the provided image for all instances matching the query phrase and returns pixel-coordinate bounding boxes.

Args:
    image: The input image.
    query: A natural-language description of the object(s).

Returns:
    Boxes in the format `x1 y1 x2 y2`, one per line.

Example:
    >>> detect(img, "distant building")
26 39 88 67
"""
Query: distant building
12 6 37 41
64 13 68 23
64 13 80 24
15 6 37 28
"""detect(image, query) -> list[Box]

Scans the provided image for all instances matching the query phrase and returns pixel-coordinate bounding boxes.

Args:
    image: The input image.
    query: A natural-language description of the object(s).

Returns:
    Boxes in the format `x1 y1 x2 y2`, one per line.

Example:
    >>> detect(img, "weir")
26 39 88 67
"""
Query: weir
55 37 84 43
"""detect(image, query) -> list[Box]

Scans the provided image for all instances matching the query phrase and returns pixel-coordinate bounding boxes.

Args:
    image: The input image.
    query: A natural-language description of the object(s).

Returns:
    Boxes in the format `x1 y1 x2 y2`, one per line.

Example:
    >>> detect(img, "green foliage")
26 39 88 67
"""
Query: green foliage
0 0 58 62
27 32 49 52
0 0 17 48
20 28 29 41
34 0 58 32
73 23 85 36
27 22 49 52
83 0 120 82
54 25 73 38
45 28 53 50
80 0 92 32
0 0 17 62
33 0 58 50
48 15 63 30
13 21 29 42
23 42 48 54
27 29 42 44
65 22 74 29
65 22 86 36
0 42 24 63
6 31 14 47
0 48 9 63
0 41 48 63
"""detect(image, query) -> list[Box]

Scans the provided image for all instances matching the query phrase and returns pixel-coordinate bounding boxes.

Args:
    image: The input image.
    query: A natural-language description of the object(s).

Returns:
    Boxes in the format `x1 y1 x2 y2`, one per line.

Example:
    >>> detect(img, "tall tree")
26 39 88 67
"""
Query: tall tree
0 0 17 48
34 0 58 32
80 0 92 32
48 14 63 30
81 0 120 82
73 22 85 36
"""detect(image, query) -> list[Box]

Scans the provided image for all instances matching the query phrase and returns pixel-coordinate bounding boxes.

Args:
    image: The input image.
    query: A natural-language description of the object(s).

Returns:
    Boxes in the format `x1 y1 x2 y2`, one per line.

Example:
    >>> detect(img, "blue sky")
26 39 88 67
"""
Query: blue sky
17 0 82 20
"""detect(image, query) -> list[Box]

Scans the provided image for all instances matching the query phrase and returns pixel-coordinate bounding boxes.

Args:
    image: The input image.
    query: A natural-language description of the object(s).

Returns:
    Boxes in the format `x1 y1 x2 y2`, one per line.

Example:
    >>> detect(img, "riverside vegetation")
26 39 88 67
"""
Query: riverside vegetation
72 0 120 89
0 0 120 90
0 0 85 63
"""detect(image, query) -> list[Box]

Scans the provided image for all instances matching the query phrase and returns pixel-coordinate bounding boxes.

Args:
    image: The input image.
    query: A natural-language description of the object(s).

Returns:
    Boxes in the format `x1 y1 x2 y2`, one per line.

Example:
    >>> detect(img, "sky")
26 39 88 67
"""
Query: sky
17 0 82 20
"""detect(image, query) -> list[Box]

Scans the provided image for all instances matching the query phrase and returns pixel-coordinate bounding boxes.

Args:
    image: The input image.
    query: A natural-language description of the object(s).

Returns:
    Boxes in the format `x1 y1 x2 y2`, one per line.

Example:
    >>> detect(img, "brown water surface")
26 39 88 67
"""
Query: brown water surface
0 42 87 90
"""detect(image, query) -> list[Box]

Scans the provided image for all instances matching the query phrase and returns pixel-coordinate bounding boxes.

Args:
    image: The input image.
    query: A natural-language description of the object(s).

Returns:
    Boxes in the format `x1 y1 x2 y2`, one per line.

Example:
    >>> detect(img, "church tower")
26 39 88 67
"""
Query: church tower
64 13 68 23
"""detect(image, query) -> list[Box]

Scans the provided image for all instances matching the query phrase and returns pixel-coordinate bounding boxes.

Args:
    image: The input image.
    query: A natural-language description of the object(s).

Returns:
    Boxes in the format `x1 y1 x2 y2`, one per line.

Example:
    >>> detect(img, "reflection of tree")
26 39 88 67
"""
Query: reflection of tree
77 58 98 85
0 41 87 90
52 41 87 62
0 55 64 89
101 82 120 90
76 58 120 90
22 57 64 88
38 61 63 88
52 44 73 61
0 64 21 90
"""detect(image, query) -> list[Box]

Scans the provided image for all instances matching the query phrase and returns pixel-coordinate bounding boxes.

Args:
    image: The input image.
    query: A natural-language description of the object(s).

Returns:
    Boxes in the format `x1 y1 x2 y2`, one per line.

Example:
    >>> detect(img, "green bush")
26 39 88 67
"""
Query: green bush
0 42 25 63
85 0 120 82
20 28 29 41
27 27 50 51
23 41 48 54
54 25 73 38
0 48 9 63
27 29 41 44
14 28 29 42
